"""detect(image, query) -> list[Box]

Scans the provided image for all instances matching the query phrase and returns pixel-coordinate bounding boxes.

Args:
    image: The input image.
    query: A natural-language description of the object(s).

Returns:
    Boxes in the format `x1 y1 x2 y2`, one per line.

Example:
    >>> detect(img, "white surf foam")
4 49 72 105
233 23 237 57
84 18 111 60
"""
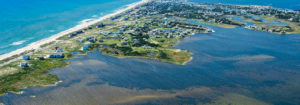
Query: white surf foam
10 40 27 46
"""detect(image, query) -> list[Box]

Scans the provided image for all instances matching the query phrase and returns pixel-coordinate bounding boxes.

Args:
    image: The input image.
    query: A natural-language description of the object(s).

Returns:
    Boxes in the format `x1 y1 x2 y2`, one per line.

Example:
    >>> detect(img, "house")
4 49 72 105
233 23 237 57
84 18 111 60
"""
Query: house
68 33 77 38
142 45 152 49
155 35 161 38
208 29 214 33
82 44 90 51
55 47 60 52
167 35 174 38
149 51 155 55
166 32 169 36
119 30 124 34
86 36 94 40
133 39 140 46
89 38 97 43
280 31 286 35
56 48 64 53
143 38 148 42
23 55 30 60
97 23 105 28
56 53 64 58
123 17 129 21
48 54 56 58
20 62 29 67
110 17 115 21
102 45 108 48
75 30 83 34
121 25 127 28
179 34 185 38
56 48 64 57
164 17 168 25
123 37 129 41
112 33 119 38
79 39 84 43
37 56 45 60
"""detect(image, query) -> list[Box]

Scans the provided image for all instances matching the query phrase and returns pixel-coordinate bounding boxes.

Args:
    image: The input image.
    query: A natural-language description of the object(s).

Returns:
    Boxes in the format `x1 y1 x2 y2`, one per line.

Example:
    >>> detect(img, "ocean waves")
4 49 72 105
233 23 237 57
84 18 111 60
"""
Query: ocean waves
10 40 27 46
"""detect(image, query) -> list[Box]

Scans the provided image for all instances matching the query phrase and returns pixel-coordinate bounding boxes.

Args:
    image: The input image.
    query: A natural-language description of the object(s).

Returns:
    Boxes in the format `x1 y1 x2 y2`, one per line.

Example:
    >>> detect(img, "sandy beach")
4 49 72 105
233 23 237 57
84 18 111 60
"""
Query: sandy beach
0 0 150 61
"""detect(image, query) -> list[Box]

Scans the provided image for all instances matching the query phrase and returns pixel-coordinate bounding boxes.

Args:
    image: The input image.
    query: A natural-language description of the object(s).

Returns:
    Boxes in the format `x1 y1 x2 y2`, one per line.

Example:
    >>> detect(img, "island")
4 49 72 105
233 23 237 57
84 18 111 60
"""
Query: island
0 0 299 102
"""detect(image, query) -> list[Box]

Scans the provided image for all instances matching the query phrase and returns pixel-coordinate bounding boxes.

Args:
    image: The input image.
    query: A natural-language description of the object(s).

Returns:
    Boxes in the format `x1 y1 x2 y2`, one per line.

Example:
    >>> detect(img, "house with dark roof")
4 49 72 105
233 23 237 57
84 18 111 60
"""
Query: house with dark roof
76 30 84 34
68 33 77 38
20 62 29 67
56 53 64 58
37 56 45 60
23 55 30 60
49 54 56 58
89 38 97 43
97 23 105 28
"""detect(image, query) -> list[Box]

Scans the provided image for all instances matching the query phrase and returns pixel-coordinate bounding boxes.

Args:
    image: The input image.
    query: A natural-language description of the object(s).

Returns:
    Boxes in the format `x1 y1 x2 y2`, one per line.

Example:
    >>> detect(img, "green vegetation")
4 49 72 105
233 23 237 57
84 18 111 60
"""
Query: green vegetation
40 41 55 48
265 16 300 34
176 16 246 28
197 16 246 28
198 20 242 28
245 17 264 23
0 51 31 64
101 47 192 65
257 24 293 32
245 16 300 35
0 59 68 95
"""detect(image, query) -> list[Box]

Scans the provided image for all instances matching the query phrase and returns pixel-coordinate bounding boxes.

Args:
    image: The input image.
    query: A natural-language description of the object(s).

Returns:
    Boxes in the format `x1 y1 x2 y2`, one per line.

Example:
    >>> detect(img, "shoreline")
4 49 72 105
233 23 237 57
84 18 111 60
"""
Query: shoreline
0 0 151 61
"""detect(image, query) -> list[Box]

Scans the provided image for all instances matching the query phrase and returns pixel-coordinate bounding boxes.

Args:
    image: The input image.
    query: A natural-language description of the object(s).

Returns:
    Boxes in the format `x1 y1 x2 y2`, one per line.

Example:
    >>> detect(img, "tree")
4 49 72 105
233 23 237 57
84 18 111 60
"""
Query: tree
158 50 169 59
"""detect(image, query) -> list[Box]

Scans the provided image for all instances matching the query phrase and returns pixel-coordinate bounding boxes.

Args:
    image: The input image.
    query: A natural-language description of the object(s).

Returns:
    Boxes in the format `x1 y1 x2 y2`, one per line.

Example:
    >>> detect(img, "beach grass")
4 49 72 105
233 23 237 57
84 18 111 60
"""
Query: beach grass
0 59 68 95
